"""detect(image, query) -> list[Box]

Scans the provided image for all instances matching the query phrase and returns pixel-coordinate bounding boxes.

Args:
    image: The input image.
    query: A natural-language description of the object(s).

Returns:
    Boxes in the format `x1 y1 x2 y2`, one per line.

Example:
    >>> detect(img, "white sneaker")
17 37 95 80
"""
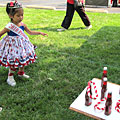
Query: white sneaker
18 74 30 79
85 25 92 30
0 107 2 112
7 76 16 86
57 27 67 32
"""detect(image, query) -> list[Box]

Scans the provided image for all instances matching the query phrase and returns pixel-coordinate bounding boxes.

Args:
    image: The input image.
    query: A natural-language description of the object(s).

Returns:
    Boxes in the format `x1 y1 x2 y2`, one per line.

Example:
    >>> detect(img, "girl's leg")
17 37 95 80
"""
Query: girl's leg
18 67 30 78
7 68 16 86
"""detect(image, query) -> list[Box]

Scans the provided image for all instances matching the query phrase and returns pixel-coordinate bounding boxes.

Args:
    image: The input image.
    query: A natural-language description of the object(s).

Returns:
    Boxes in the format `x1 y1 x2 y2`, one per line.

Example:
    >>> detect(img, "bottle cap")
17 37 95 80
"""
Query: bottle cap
103 67 107 70
107 91 112 98
108 90 112 94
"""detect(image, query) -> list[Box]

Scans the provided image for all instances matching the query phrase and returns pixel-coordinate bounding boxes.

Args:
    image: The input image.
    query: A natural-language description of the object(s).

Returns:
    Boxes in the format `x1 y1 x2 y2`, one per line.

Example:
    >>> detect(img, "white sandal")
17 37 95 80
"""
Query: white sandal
7 76 16 86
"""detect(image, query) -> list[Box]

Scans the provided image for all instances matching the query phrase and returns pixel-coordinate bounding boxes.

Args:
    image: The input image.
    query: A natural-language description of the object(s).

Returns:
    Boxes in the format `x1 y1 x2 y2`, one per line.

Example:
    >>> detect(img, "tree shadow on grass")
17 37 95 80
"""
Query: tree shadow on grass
69 27 85 30
31 27 58 32
0 26 120 120
0 25 118 85
20 26 120 120
72 35 89 39
33 26 120 86
31 27 85 32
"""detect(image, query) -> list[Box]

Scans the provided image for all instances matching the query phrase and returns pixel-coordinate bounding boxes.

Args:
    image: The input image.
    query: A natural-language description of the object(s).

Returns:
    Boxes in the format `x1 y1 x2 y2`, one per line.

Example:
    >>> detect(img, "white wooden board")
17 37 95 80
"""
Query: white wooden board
69 78 120 120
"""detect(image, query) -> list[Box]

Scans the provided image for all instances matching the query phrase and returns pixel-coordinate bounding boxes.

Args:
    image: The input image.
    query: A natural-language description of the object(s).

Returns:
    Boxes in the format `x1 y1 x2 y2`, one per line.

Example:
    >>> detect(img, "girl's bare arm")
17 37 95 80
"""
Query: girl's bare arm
0 28 9 37
24 23 48 36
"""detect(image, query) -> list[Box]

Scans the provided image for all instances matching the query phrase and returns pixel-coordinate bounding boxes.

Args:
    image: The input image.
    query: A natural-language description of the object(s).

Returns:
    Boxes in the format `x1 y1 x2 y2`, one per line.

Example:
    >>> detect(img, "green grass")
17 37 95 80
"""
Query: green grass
0 7 120 120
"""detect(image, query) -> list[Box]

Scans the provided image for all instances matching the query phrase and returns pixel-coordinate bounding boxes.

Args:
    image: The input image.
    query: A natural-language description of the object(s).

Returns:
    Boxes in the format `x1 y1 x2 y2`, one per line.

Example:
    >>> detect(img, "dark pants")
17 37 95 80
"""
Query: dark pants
61 2 91 29
112 0 117 7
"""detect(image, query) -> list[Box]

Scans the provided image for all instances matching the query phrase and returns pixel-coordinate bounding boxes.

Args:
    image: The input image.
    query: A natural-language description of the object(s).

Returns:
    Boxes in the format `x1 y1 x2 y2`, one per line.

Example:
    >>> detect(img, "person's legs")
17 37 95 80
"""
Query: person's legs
57 3 75 31
112 0 117 7
18 67 30 78
7 68 16 86
76 6 91 28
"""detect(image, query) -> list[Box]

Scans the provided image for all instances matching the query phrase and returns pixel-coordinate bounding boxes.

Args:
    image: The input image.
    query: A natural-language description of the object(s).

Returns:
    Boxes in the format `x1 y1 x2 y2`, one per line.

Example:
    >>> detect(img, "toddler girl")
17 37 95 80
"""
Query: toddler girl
0 0 48 86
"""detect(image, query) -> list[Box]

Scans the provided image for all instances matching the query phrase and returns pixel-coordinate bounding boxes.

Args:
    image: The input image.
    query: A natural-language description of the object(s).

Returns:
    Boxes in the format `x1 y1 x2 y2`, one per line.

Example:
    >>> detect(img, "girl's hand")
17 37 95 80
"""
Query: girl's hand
40 32 48 36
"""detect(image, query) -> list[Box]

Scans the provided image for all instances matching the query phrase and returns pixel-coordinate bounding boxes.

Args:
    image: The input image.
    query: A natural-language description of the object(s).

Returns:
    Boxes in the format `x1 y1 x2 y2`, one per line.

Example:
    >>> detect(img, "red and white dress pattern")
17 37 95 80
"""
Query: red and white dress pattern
0 22 37 68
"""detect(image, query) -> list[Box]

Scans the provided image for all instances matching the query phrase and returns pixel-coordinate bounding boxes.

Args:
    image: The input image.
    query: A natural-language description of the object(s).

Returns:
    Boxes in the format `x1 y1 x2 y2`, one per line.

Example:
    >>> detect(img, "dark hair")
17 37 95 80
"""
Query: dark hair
6 1 22 16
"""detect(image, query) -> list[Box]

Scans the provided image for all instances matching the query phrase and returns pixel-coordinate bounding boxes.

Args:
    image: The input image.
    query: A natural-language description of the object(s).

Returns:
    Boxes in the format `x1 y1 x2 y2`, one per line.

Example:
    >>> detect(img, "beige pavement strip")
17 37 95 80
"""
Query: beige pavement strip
0 4 109 13
25 5 56 10
0 4 6 7
0 4 56 10
85 8 108 13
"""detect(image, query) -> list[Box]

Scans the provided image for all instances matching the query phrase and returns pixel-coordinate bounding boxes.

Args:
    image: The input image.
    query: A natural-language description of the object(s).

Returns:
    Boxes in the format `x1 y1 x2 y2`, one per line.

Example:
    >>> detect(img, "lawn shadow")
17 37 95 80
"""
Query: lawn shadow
1 26 120 87
34 26 120 85
31 27 85 32
69 27 85 30
0 67 8 85
72 35 89 39
0 26 120 120
31 27 58 32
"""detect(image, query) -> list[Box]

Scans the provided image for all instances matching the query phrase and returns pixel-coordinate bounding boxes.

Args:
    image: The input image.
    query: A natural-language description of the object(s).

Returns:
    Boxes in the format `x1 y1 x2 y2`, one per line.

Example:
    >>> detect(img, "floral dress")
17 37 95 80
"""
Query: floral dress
0 25 37 68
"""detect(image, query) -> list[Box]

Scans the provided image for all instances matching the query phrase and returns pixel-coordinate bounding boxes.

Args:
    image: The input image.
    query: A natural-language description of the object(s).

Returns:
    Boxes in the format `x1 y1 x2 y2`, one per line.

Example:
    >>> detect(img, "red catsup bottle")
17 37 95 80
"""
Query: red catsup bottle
85 83 92 106
105 91 112 115
101 77 107 100
101 67 107 87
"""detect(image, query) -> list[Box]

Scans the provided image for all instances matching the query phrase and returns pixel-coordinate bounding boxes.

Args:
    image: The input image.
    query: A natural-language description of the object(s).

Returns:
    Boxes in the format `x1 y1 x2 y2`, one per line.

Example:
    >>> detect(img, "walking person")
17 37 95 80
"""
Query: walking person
57 0 92 32
0 0 48 86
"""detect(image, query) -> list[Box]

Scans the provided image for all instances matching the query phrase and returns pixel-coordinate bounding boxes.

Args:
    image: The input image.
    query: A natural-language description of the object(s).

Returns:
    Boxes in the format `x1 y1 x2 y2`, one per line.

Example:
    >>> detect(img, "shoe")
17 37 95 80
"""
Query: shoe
57 27 67 32
85 25 92 30
7 76 16 86
18 73 30 78
18 71 30 79
0 107 2 112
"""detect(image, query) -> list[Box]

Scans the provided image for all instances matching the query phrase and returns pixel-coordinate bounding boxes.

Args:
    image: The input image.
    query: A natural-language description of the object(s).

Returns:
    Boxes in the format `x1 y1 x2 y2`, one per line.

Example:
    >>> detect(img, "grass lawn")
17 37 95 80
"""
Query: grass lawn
0 7 120 120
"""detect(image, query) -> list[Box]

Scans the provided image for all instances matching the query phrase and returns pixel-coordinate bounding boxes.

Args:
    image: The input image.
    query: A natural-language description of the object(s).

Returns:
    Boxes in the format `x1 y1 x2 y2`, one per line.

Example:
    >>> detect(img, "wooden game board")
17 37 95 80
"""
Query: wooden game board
69 78 120 120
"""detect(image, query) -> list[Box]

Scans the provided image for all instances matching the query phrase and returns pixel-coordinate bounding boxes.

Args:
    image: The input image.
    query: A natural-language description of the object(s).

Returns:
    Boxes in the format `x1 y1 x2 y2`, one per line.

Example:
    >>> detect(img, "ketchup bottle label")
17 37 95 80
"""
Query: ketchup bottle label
103 70 107 74
108 106 112 114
